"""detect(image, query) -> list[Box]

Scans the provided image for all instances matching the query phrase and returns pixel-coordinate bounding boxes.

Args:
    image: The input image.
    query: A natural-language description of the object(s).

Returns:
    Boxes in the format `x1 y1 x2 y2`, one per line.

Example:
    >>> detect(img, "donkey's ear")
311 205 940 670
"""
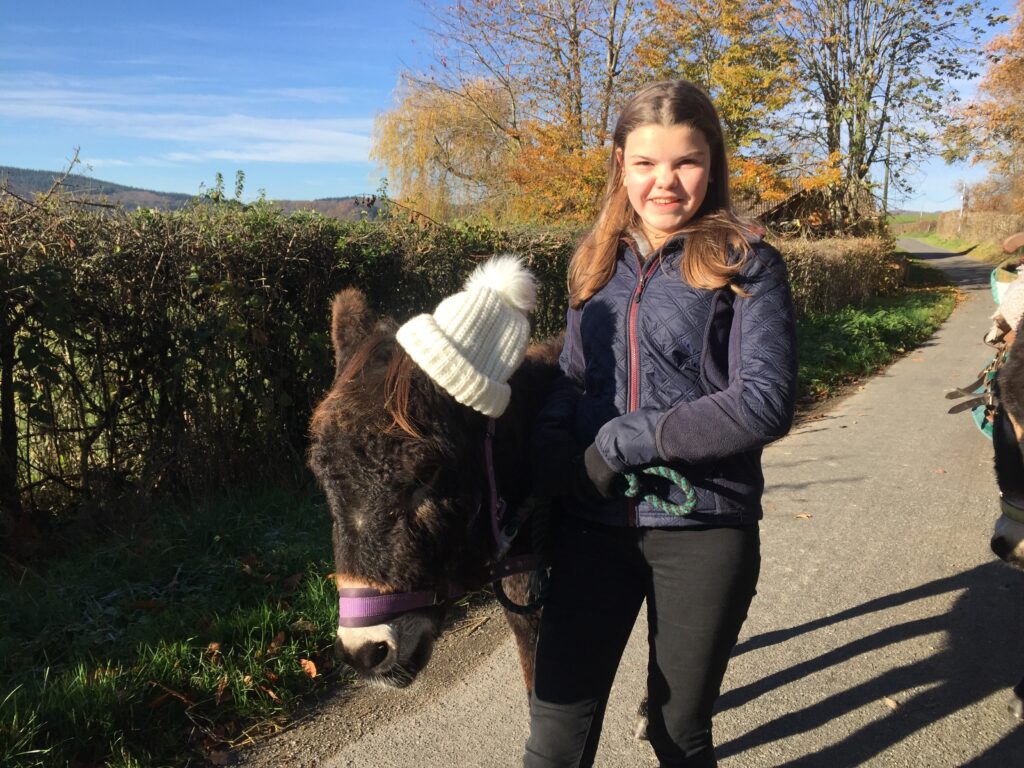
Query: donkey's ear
330 288 376 378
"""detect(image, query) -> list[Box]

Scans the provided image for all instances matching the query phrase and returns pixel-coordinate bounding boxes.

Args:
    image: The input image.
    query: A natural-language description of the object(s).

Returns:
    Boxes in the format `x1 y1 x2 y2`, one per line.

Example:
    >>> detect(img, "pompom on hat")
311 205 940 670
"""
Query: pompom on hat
396 255 537 418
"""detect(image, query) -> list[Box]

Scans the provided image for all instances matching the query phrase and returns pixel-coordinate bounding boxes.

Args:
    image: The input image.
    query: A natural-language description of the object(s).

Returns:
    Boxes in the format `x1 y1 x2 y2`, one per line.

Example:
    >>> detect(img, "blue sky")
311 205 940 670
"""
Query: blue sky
0 2 433 201
0 1 1013 212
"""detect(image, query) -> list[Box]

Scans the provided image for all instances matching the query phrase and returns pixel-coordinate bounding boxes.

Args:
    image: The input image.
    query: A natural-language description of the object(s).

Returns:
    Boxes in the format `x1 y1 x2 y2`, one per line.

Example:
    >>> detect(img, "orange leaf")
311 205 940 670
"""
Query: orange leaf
300 659 318 679
268 631 286 654
215 674 229 705
259 684 280 702
148 681 195 708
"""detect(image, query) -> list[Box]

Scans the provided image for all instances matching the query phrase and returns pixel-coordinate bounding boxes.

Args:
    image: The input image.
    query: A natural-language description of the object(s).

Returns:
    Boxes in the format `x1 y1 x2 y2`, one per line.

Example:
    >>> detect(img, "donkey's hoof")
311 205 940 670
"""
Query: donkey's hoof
633 697 649 741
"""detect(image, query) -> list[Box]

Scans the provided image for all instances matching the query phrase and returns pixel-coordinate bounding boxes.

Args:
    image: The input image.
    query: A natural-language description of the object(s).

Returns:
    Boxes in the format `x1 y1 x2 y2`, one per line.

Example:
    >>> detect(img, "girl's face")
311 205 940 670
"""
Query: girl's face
617 123 712 249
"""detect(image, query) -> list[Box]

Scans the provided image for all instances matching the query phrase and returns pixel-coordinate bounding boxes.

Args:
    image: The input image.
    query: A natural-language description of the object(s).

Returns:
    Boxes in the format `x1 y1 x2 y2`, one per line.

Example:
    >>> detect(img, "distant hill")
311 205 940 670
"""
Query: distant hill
1 166 194 211
0 166 379 219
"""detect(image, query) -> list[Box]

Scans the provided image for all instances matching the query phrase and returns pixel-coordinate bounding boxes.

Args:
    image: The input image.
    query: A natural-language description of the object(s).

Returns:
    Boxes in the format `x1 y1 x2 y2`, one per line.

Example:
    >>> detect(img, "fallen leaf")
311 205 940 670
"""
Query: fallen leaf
290 618 316 634
795 513 813 520
883 696 900 710
267 631 286 655
281 572 304 593
258 684 280 702
215 674 229 705
148 681 195 708
300 659 318 678
265 670 280 682
935 468 947 474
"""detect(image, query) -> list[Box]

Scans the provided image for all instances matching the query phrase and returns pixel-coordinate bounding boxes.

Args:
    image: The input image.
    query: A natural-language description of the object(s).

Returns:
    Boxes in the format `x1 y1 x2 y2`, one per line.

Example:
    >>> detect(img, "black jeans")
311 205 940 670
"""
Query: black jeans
524 516 760 768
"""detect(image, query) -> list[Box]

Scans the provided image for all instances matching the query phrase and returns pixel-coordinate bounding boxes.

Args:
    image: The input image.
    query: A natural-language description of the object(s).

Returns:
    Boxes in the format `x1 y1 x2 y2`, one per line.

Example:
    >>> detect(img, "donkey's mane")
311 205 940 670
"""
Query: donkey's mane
326 329 424 440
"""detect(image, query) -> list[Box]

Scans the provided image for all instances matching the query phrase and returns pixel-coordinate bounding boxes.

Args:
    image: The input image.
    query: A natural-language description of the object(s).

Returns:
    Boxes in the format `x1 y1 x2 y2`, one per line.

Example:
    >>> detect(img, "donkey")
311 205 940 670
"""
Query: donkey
987 234 1024 719
992 333 1024 574
307 281 561 691
988 233 1024 575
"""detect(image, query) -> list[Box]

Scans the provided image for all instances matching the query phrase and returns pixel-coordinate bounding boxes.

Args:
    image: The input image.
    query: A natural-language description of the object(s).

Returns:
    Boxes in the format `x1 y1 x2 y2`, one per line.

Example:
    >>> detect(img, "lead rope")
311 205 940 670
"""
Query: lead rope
624 465 697 516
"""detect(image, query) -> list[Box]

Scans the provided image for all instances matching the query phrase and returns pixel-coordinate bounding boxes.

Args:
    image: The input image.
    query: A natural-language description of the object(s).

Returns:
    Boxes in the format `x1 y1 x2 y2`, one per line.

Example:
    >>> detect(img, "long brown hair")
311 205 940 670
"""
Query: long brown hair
569 80 752 308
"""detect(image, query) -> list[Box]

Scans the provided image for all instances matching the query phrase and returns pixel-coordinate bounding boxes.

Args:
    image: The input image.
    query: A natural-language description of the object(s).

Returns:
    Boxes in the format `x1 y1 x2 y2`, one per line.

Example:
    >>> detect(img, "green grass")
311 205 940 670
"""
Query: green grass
0 266 960 766
888 212 938 224
0 486 343 767
897 231 1004 263
797 274 956 401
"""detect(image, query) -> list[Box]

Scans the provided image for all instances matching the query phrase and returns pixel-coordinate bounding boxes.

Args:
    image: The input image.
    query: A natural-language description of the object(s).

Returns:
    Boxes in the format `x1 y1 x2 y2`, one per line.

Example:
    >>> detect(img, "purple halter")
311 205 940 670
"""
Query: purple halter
336 418 538 628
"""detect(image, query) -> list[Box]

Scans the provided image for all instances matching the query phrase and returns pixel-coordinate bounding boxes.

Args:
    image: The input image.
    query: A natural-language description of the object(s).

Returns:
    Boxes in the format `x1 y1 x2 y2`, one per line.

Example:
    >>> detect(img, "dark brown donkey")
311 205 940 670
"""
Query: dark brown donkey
989 233 1024 720
308 287 560 691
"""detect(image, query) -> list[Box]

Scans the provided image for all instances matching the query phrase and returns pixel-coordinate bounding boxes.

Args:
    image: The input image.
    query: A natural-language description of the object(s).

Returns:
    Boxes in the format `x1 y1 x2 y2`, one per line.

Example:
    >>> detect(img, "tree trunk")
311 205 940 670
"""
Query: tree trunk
0 314 24 536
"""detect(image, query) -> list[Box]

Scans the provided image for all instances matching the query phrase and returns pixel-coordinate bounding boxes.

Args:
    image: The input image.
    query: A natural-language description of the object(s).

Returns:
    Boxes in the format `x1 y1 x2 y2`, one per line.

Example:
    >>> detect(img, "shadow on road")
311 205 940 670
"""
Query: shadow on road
719 562 1024 766
906 250 993 288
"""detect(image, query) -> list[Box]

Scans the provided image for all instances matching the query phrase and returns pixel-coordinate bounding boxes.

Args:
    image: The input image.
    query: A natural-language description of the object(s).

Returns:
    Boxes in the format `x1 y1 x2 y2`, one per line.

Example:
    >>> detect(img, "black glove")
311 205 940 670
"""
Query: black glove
570 442 622 501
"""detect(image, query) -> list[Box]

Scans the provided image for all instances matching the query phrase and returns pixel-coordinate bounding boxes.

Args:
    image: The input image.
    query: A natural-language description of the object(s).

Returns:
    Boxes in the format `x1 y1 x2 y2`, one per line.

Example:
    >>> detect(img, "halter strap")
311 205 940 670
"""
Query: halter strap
338 585 463 628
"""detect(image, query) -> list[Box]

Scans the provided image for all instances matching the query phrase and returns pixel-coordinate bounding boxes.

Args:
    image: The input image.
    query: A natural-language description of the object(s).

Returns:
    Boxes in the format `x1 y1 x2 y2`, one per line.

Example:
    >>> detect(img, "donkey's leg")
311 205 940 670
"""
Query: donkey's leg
634 695 650 740
1011 676 1024 720
499 572 542 695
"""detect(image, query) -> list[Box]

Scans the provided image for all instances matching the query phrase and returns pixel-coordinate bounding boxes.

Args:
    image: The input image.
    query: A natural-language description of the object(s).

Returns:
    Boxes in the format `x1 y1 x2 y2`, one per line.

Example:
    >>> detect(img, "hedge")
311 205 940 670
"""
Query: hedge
0 198 901 526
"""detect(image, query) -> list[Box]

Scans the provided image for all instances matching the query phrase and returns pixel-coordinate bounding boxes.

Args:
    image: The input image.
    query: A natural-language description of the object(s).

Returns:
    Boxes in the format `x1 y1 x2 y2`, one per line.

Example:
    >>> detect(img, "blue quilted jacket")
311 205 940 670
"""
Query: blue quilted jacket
533 233 798 527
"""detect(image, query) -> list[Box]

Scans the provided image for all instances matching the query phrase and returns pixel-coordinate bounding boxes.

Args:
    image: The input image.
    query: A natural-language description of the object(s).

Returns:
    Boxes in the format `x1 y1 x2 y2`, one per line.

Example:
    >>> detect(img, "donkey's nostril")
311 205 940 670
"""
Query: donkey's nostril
369 641 389 667
992 535 1012 560
353 640 390 671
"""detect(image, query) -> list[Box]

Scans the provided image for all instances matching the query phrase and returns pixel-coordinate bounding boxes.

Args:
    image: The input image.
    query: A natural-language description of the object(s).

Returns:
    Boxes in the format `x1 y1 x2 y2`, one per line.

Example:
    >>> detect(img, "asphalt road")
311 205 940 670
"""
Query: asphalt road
240 238 1024 767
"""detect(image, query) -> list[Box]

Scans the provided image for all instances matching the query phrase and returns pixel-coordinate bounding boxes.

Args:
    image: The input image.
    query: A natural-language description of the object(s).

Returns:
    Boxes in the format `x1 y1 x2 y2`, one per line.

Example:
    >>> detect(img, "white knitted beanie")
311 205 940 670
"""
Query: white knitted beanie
395 255 537 418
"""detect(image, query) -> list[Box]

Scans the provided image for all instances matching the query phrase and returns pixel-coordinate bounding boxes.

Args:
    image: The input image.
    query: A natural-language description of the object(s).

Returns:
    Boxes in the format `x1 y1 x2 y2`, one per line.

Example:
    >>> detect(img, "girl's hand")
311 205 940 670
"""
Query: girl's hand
574 443 622 500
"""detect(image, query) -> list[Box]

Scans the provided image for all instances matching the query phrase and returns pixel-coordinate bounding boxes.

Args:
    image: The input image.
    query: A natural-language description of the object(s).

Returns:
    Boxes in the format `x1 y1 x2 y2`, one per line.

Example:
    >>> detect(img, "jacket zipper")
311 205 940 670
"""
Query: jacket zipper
625 248 662 526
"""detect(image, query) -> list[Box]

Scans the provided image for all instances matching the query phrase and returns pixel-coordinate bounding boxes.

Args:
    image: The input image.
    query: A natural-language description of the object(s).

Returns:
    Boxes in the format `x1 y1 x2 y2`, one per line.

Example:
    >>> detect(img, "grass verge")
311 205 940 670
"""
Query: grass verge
0 487 343 767
0 268 958 767
897 231 1003 263
797 263 957 401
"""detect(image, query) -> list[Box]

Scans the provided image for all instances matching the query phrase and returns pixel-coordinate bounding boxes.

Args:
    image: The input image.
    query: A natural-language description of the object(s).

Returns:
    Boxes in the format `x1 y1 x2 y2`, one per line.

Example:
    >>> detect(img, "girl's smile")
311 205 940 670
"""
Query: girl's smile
617 123 711 249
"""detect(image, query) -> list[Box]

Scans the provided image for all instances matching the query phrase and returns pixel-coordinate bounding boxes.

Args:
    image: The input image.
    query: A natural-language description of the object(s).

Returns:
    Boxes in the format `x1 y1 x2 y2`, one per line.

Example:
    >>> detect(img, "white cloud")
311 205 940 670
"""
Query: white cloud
81 158 133 168
0 77 374 165
163 137 370 164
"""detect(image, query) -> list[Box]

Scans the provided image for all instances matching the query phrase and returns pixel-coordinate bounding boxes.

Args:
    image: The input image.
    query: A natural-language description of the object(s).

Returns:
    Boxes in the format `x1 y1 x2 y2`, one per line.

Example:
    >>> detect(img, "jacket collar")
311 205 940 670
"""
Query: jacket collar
622 229 686 266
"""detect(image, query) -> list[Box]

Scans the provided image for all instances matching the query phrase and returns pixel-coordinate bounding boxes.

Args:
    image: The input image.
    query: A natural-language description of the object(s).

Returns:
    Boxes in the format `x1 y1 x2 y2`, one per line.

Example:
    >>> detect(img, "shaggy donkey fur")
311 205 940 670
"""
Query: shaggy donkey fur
990 328 1024 720
308 288 561 691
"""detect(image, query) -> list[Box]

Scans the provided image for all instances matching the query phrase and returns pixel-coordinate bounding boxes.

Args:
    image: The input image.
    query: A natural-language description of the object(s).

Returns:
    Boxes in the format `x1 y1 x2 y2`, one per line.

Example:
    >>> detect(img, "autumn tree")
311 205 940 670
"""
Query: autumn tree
372 77 516 220
372 0 643 222
779 0 1002 231
635 0 797 204
944 0 1024 213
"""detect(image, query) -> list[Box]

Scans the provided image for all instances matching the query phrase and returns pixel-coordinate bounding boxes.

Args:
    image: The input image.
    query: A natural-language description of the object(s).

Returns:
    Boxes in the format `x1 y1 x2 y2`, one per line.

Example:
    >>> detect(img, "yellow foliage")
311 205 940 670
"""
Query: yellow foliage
506 122 609 223
962 0 1024 212
371 77 517 220
635 0 796 151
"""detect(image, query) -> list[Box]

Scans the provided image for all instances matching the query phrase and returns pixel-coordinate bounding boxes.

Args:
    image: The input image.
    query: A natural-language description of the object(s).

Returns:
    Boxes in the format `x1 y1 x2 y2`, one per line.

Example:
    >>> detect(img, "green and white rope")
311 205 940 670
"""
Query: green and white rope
623 465 697 516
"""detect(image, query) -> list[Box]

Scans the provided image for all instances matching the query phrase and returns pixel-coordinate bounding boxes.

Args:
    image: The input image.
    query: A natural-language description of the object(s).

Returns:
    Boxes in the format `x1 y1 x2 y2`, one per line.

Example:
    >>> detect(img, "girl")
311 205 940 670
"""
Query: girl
525 80 798 767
